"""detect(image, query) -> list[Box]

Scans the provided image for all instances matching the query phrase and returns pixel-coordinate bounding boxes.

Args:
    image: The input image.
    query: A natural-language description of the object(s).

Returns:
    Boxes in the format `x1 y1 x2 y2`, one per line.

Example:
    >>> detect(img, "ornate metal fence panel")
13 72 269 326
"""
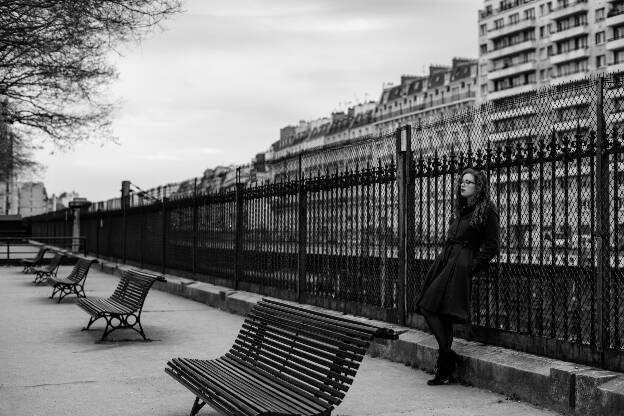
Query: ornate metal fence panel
298 133 400 320
603 74 624 354
240 181 298 295
195 191 236 281
165 196 194 272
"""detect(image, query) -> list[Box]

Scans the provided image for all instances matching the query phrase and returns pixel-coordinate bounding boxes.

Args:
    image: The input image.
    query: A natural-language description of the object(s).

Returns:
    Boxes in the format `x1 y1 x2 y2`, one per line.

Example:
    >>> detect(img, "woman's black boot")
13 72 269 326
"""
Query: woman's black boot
427 350 456 386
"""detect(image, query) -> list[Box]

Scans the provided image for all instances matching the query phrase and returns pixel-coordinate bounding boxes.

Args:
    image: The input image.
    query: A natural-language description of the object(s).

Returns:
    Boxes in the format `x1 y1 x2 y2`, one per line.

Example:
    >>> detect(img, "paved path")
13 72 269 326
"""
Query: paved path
0 265 562 416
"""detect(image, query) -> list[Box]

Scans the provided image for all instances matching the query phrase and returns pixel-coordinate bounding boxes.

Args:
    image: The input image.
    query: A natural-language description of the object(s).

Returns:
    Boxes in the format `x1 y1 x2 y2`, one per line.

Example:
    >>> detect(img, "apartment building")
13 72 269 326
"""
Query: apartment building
374 58 478 135
478 0 616 101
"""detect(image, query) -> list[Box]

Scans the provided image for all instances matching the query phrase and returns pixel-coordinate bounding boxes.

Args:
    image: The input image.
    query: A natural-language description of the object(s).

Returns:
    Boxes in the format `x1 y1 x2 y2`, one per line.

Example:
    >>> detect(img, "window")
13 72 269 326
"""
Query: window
481 84 488 95
494 18 504 29
596 8 605 22
540 4 545 15
597 55 606 68
480 44 488 54
524 8 535 20
480 23 487 35
596 31 605 44
509 13 520 25
540 47 547 59
540 69 546 80
540 26 545 38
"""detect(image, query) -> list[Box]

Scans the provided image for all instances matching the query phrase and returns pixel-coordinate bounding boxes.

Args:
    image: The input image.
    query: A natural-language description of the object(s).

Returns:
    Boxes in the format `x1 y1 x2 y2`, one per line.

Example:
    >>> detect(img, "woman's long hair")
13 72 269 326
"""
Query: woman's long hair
453 168 497 228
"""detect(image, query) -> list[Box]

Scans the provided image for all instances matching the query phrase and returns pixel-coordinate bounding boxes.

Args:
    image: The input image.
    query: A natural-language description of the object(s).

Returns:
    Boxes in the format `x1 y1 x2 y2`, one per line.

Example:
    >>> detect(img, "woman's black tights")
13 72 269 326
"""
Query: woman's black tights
422 310 453 352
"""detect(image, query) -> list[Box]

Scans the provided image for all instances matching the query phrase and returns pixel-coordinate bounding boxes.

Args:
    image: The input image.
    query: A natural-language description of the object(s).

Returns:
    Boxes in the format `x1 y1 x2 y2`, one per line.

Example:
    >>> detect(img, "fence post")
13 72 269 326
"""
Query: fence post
234 177 244 291
162 196 167 274
121 180 130 264
192 178 198 276
297 155 307 302
234 167 244 290
396 125 412 326
595 75 610 366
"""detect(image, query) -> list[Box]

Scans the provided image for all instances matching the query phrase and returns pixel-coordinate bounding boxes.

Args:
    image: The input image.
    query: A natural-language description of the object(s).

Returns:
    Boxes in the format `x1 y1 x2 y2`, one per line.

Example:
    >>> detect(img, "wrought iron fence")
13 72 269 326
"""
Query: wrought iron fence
26 73 624 371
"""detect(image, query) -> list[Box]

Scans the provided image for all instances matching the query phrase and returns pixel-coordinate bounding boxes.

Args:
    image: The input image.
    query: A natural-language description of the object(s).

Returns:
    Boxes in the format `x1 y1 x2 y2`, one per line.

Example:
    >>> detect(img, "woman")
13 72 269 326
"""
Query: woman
416 167 500 385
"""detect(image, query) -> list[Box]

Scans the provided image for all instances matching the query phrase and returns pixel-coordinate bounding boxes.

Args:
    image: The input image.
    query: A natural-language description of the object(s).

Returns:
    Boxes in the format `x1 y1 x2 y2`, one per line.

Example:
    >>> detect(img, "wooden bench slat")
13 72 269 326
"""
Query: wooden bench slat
262 298 382 336
248 309 369 354
226 351 343 407
253 306 373 347
230 340 352 395
191 358 321 415
233 333 358 381
258 301 378 340
223 354 337 410
252 306 373 346
168 358 265 416
231 338 354 391
240 320 363 368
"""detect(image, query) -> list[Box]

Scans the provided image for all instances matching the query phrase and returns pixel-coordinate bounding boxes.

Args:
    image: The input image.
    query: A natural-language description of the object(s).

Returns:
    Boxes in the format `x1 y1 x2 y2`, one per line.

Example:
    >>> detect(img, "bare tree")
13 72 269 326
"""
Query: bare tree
0 0 183 148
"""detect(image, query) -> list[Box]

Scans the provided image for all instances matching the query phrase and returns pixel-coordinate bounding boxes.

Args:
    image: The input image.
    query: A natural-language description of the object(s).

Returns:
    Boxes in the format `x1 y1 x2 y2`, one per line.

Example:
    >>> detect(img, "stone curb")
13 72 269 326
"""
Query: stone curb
93 260 624 416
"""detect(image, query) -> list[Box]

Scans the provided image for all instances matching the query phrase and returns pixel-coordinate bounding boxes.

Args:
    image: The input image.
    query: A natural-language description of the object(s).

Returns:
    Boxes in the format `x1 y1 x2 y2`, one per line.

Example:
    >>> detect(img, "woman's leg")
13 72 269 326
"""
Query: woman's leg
442 316 453 350
422 309 449 352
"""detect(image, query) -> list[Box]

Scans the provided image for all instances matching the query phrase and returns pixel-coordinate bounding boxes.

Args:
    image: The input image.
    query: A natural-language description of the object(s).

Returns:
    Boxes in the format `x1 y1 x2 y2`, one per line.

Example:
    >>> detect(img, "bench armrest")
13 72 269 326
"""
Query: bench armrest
373 327 407 340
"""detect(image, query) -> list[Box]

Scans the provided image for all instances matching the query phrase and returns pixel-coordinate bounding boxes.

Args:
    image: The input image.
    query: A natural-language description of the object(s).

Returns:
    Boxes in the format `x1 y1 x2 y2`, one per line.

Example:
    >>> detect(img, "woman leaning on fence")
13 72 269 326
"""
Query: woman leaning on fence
416 167 500 386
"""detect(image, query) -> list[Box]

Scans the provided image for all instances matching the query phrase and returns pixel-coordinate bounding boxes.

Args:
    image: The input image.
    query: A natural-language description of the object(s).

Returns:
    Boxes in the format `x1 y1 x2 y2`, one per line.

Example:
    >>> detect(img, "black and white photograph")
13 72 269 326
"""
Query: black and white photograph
1 0 624 415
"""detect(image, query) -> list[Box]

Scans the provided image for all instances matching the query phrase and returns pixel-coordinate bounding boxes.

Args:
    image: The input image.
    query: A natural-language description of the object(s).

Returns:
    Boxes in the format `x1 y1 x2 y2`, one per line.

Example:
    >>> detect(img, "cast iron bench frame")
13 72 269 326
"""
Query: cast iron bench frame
165 298 399 416
32 252 65 285
47 257 97 303
77 268 166 341
22 245 49 273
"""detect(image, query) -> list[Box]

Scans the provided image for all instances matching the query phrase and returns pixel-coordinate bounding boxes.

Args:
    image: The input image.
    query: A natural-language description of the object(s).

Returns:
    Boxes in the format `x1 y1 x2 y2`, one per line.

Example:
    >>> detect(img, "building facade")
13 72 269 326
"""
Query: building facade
374 58 478 135
478 0 624 102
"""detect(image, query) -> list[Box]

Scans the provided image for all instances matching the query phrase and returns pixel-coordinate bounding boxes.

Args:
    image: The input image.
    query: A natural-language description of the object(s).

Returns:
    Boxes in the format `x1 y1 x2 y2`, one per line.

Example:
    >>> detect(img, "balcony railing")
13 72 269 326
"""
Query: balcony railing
494 81 535 92
553 67 589 78
491 37 536 52
376 91 476 122
551 0 588 13
491 57 536 71
552 22 587 33
607 7 624 18
608 32 624 42
488 17 536 33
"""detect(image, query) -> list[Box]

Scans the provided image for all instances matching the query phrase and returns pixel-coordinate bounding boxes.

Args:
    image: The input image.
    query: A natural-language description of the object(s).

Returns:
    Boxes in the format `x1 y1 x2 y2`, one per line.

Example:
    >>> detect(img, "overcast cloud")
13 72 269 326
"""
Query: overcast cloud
32 0 484 202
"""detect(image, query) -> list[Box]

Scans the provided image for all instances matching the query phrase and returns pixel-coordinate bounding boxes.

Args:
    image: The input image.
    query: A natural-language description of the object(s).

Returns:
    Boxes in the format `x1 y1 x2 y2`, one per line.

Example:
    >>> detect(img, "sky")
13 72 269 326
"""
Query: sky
31 0 485 202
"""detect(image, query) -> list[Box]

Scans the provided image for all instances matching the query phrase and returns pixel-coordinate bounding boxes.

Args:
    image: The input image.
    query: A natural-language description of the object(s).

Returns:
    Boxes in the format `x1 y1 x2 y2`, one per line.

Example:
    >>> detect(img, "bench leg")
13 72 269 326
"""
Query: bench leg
100 314 148 342
49 284 60 300
75 284 86 299
57 286 70 303
33 272 48 285
133 316 148 341
190 397 206 416
83 316 99 331
57 285 75 303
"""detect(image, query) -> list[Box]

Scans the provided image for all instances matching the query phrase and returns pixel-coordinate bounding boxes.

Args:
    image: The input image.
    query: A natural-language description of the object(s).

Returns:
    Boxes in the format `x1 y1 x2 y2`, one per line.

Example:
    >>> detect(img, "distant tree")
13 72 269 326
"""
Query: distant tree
0 0 183 148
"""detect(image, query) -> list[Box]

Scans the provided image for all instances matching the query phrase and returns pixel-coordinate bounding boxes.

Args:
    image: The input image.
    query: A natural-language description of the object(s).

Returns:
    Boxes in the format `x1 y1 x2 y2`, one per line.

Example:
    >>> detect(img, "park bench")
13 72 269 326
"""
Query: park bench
47 257 97 303
165 298 400 416
21 245 49 273
32 252 65 285
77 268 166 341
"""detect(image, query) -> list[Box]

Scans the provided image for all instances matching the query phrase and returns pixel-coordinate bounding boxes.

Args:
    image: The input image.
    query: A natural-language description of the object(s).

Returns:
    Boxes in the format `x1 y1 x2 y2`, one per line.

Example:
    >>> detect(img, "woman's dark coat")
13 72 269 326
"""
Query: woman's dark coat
416 204 500 323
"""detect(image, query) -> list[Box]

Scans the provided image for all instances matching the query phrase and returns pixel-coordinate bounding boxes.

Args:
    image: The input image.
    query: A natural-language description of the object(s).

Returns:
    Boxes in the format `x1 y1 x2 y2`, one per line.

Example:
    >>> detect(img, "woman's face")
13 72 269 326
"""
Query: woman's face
460 173 477 200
